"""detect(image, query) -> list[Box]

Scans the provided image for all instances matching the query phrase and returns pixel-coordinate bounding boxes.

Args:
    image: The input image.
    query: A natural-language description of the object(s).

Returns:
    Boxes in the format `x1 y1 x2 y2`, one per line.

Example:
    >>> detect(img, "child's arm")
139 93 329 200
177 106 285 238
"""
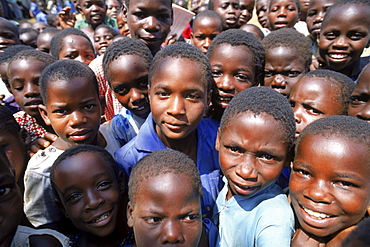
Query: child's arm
58 6 75 29
28 133 58 157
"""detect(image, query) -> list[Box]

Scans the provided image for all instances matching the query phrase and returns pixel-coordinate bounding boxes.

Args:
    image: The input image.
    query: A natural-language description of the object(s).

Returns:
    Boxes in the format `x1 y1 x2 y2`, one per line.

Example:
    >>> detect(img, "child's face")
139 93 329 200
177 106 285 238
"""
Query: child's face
149 58 210 142
348 66 370 122
306 0 338 40
125 0 173 54
8 59 45 118
0 20 20 53
106 0 121 18
0 63 10 92
191 17 222 54
116 11 130 36
54 151 123 237
37 33 55 54
212 0 240 30
107 55 150 118
216 111 290 200
59 35 95 65
94 27 115 55
0 154 22 247
209 44 256 109
256 0 269 28
268 0 299 30
289 77 343 138
290 134 370 238
319 4 370 72
0 130 28 183
78 0 107 28
127 173 202 246
32 22 48 32
39 77 101 147
264 46 306 97
20 32 38 49
238 0 254 26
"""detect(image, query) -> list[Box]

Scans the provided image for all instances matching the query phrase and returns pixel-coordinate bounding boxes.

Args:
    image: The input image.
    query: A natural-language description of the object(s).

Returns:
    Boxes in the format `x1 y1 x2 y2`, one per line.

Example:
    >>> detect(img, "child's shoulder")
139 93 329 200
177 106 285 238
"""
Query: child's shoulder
26 145 64 176
11 226 70 247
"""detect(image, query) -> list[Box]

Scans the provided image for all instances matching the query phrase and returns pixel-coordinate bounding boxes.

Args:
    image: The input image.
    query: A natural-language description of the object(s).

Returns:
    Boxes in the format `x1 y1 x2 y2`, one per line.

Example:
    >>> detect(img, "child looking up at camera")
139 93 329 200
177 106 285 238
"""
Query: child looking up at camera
290 115 370 246
214 86 295 246
103 38 153 145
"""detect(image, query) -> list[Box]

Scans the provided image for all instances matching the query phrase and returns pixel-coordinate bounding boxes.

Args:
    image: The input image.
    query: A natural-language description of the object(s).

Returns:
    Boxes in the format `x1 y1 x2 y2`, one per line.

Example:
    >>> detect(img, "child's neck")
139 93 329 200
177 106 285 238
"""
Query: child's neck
52 131 106 150
157 127 198 164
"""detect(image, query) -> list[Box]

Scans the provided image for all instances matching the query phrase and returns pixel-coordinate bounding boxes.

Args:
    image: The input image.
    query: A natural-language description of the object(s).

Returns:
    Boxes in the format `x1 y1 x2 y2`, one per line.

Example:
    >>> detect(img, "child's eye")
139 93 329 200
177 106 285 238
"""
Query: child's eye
65 54 77 59
0 187 11 197
287 5 296 11
221 3 228 9
66 193 81 202
270 6 279 12
195 35 205 40
114 85 129 95
13 86 24 91
308 107 323 115
226 146 240 153
288 71 301 77
53 109 68 114
187 94 200 100
145 217 162 224
260 153 274 161
264 71 273 78
324 32 338 40
350 95 366 104
97 181 112 190
156 91 169 97
307 10 317 17
235 73 250 82
158 13 170 20
183 214 200 223
84 104 96 110
349 32 365 41
289 100 295 108
133 11 146 19
211 70 222 78
337 180 357 189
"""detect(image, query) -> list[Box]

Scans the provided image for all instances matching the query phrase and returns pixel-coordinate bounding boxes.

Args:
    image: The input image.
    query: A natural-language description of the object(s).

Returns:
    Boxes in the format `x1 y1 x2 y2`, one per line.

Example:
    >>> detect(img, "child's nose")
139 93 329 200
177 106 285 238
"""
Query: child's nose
84 190 104 212
203 37 212 49
313 11 324 23
217 75 235 92
161 220 185 244
356 103 370 121
130 88 145 102
271 74 286 87
236 156 258 180
70 110 87 126
333 35 349 49
24 82 40 97
167 95 186 116
143 16 160 32
277 7 287 16
304 179 333 204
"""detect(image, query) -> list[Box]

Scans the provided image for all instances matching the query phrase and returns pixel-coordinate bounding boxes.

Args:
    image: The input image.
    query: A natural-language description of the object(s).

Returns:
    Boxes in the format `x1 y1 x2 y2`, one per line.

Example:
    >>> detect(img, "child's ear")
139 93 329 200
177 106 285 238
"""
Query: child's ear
215 128 221 151
127 201 134 227
122 4 128 22
38 105 52 126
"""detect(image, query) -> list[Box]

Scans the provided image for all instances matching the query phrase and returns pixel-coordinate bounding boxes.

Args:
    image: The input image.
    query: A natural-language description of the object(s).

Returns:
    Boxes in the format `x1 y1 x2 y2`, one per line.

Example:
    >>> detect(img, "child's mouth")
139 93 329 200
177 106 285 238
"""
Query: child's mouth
89 211 110 223
329 53 349 60
302 206 331 220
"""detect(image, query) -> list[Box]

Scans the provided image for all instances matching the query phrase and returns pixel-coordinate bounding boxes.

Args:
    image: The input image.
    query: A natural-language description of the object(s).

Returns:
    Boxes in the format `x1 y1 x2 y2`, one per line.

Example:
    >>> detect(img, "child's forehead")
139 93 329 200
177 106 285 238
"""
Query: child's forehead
128 0 172 9
270 0 297 6
79 0 105 5
324 4 370 26
212 43 253 57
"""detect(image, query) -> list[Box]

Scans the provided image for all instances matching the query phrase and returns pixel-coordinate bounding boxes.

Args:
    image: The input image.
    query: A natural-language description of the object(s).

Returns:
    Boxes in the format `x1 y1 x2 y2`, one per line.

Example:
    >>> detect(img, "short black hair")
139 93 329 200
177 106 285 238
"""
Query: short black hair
0 17 19 38
193 10 223 28
94 24 119 37
150 42 213 92
50 28 93 59
103 38 153 85
8 49 56 77
324 0 370 25
39 59 99 104
0 45 33 65
50 144 120 201
124 0 172 9
207 29 265 86
0 105 20 136
220 86 295 149
300 69 355 114
296 115 370 158
269 0 301 13
128 149 202 204
262 28 312 72
40 27 61 35
19 28 39 36
208 0 215 10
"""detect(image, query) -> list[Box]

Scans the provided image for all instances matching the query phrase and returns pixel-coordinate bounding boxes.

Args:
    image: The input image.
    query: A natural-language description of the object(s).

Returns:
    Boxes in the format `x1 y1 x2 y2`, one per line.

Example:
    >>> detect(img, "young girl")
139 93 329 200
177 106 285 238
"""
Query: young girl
206 29 264 121
50 144 128 247
267 0 299 31
93 24 118 56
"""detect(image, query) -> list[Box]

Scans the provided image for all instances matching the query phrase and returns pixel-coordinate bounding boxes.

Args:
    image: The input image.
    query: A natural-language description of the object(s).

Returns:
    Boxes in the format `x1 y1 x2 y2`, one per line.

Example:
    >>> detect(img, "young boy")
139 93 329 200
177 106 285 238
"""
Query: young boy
19 28 39 49
318 0 370 81
208 0 240 30
348 63 370 122
0 147 70 247
103 38 153 145
262 28 312 97
214 86 295 246
238 0 254 26
37 27 61 54
207 29 265 121
8 50 56 142
115 42 221 219
267 0 300 31
256 0 270 29
50 144 128 246
123 0 173 55
93 24 118 56
50 28 96 65
127 149 204 247
24 60 119 229
0 17 20 53
191 10 223 54
290 69 355 137
290 115 370 246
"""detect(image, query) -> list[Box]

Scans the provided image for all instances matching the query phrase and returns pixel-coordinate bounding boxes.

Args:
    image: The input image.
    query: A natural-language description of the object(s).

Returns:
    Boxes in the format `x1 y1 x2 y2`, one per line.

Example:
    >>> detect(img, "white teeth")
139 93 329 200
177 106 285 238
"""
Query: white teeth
91 212 109 223
303 207 330 219
219 97 231 101
329 54 348 59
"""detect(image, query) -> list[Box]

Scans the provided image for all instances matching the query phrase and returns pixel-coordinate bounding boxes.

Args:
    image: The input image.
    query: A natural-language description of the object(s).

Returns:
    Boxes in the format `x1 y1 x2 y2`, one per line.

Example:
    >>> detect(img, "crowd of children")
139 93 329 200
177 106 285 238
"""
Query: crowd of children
0 0 369 245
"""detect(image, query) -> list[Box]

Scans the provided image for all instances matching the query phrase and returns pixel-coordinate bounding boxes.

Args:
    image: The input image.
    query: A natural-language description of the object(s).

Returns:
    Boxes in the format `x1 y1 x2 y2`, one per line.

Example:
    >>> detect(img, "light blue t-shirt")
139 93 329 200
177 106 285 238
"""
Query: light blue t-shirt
213 179 295 247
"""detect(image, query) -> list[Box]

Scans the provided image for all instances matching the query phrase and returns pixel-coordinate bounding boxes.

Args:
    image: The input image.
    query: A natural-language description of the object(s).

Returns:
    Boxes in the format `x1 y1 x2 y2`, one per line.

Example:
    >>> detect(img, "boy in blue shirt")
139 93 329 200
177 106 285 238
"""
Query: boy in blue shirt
214 87 295 246
115 42 221 219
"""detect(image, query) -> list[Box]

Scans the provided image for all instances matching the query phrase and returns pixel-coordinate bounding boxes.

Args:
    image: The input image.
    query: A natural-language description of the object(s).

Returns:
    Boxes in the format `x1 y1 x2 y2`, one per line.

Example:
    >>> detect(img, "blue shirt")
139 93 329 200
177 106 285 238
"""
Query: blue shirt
213 179 295 247
115 114 223 218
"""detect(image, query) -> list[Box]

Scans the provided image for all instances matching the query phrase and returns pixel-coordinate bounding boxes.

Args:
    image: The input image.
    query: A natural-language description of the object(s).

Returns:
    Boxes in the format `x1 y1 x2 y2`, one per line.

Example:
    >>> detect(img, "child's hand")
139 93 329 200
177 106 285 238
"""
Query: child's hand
58 6 76 29
28 132 58 157
163 33 177 46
